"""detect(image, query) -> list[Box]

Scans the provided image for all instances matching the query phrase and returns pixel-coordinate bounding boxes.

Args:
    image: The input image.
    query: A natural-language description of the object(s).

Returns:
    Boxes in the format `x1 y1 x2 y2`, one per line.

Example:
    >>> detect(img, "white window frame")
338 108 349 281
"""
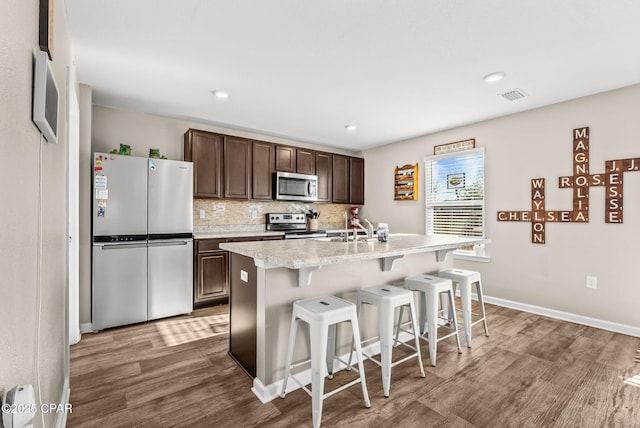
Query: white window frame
424 147 489 261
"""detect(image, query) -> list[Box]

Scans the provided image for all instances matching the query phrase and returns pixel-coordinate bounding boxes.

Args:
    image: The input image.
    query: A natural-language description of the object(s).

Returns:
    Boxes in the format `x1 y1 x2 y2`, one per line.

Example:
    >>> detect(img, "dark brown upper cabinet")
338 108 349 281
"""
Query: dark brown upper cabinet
296 148 316 175
184 129 223 198
349 156 365 204
275 145 296 172
332 154 350 203
252 140 275 200
223 136 252 199
315 151 332 202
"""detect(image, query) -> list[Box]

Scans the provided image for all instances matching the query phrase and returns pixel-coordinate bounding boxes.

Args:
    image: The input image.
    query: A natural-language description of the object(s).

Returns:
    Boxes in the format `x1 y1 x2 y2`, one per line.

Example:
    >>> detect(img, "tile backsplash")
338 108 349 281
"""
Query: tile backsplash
193 199 354 233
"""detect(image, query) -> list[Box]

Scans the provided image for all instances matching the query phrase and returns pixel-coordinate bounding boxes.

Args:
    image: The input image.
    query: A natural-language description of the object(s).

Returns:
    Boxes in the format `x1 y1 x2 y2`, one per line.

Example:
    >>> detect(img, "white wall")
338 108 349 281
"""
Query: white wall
0 0 74 426
362 84 640 331
91 105 356 161
79 85 93 325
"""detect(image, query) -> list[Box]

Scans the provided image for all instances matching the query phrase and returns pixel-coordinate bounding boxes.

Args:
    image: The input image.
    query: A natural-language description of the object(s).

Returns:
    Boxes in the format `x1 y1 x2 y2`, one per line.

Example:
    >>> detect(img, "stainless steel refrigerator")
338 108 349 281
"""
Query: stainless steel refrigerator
92 152 193 331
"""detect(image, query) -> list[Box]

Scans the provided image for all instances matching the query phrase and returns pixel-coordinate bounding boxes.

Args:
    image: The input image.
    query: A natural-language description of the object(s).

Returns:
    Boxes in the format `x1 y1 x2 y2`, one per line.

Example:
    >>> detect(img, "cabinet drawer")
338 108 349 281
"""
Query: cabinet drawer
196 239 227 252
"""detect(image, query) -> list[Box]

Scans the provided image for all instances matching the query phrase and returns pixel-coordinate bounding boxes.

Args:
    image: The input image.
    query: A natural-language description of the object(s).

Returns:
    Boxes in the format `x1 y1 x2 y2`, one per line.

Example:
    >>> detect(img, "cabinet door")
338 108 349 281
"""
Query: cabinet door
184 129 223 198
332 154 350 203
349 156 365 204
296 148 315 174
224 136 252 199
275 145 296 172
252 140 275 200
195 251 229 306
315 151 332 202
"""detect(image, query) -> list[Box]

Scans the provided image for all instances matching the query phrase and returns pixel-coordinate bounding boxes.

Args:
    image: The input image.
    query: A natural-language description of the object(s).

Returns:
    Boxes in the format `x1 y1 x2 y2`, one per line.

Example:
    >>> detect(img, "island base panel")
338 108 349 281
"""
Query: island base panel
229 253 258 377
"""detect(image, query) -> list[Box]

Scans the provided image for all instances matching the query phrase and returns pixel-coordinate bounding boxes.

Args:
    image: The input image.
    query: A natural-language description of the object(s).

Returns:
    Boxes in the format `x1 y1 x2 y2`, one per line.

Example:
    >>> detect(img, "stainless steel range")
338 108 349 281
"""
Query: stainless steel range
265 213 327 239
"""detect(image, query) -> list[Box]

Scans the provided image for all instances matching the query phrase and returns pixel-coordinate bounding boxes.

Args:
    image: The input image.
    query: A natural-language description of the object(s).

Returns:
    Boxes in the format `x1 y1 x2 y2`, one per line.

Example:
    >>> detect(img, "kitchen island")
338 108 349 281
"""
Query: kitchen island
220 234 486 402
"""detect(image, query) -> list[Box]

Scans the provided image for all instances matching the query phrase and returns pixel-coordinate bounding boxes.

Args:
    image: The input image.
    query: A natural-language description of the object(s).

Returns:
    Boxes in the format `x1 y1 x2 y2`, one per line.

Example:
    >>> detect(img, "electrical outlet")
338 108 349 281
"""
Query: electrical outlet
586 275 597 289
199 210 205 219
251 210 258 220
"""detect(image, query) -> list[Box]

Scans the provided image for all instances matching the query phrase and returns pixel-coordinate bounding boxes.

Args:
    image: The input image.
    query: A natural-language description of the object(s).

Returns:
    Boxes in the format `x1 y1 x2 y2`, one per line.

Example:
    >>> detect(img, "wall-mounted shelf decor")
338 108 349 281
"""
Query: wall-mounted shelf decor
394 164 418 200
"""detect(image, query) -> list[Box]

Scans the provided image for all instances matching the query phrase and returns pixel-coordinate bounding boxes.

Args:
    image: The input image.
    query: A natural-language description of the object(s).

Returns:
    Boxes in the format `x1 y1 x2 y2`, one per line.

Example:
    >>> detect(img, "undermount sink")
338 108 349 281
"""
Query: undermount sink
313 232 418 243
314 236 378 243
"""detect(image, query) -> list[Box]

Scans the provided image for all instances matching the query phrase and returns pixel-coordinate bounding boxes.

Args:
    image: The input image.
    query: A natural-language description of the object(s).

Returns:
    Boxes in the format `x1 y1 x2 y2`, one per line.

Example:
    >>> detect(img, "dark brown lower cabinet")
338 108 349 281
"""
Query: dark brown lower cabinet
194 235 283 310
194 239 229 308
228 252 257 378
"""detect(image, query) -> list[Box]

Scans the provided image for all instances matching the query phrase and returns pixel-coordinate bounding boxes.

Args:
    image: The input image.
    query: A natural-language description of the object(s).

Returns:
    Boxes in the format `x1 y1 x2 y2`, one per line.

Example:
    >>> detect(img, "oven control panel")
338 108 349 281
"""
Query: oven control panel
266 213 306 224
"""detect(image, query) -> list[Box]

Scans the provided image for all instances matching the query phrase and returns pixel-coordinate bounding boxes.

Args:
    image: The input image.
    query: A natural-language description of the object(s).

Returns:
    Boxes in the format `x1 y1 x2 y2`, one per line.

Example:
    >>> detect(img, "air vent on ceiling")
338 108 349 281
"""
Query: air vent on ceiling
499 88 527 101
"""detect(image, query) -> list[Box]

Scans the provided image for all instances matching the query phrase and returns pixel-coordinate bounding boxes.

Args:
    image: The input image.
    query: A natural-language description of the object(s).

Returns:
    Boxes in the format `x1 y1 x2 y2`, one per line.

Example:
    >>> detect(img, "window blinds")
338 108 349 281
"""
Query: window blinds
424 148 485 238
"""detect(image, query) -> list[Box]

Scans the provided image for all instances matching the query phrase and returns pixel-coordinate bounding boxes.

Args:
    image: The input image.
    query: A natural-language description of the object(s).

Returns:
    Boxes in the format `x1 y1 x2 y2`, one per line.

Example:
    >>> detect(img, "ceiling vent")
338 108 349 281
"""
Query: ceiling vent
499 88 527 101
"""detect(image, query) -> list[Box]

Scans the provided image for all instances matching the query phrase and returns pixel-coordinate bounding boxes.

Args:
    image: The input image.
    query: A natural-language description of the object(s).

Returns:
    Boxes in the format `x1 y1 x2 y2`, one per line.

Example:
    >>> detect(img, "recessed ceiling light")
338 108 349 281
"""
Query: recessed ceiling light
345 124 357 131
212 90 229 99
482 72 506 83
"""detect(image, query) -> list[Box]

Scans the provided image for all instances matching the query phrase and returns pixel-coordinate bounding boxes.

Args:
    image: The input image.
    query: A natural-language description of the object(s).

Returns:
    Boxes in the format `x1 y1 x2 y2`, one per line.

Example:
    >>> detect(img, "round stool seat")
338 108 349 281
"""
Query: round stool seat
294 295 358 323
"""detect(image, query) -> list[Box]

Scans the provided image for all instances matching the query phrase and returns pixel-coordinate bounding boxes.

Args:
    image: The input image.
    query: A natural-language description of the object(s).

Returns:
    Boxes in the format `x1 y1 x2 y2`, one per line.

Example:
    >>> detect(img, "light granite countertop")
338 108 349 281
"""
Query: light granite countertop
194 231 285 240
220 233 486 269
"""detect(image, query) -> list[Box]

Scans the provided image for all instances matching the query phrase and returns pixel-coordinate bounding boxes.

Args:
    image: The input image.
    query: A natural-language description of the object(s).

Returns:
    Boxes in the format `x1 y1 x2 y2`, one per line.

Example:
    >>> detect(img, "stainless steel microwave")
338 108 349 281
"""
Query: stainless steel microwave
274 171 318 201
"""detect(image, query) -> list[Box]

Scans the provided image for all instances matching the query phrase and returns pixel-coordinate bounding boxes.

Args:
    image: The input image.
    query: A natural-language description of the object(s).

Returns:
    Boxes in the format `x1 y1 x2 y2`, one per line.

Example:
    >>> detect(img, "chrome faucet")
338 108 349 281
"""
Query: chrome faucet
342 211 349 242
364 219 374 240
352 219 368 240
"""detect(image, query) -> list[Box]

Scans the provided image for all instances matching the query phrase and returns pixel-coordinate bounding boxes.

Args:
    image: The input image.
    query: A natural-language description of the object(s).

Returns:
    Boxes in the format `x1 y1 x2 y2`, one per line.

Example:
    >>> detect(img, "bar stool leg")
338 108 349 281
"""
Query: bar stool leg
346 294 363 370
310 320 329 428
418 291 426 334
393 305 404 346
280 316 299 398
379 301 393 397
327 324 336 378
459 281 473 348
476 280 489 336
447 290 463 354
408 299 426 378
425 288 439 366
349 314 371 408
448 283 458 325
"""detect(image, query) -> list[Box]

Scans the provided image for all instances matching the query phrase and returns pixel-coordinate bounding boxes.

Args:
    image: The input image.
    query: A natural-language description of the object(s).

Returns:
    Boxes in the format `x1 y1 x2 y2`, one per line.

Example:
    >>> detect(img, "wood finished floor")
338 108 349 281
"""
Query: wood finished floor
68 302 640 427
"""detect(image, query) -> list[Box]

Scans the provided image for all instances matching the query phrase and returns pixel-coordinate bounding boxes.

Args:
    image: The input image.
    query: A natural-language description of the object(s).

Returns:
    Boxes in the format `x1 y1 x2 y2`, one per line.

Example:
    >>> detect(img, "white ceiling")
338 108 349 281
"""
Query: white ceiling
66 0 640 151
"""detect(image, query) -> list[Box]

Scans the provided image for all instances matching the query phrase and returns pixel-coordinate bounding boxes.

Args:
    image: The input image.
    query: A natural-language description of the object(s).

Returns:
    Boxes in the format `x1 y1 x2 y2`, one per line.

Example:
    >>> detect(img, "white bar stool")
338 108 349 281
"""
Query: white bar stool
438 268 489 347
280 296 371 428
348 285 425 397
397 274 462 366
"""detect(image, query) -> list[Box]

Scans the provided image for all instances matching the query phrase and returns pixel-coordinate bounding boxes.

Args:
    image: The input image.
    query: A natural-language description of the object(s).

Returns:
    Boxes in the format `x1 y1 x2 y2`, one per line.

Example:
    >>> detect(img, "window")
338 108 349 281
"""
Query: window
424 147 485 254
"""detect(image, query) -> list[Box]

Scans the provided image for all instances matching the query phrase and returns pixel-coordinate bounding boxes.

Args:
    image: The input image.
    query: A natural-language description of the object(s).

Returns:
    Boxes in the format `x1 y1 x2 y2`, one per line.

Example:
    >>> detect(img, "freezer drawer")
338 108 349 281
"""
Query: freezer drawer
148 239 193 320
92 243 147 330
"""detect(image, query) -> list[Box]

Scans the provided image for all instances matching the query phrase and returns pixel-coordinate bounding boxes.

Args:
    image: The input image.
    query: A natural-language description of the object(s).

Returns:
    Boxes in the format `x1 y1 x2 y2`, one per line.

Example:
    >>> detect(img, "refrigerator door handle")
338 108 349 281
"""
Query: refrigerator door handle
97 243 148 250
147 240 190 247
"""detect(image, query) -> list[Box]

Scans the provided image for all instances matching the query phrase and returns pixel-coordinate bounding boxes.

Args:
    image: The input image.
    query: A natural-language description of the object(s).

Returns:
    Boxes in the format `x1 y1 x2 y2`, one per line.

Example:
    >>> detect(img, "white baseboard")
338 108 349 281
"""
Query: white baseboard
483 295 640 338
251 331 415 403
80 323 93 334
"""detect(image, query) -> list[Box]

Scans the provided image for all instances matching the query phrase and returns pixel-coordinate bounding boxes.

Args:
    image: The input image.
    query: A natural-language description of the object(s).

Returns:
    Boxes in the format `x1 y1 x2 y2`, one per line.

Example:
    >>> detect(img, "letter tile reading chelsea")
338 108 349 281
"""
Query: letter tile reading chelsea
497 127 640 243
